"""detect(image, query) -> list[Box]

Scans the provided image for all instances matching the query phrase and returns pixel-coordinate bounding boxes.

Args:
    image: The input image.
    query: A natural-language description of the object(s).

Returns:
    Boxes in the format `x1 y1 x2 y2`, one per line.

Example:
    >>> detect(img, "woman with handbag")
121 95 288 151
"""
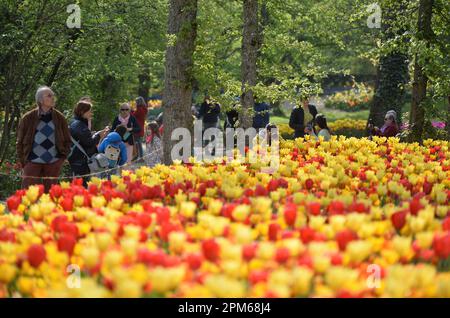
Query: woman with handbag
68 100 109 186
111 103 141 164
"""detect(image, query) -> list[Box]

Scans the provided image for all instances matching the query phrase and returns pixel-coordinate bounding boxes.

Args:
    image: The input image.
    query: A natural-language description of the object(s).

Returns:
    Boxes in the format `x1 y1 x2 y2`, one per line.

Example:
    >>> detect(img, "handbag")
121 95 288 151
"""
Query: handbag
70 137 109 173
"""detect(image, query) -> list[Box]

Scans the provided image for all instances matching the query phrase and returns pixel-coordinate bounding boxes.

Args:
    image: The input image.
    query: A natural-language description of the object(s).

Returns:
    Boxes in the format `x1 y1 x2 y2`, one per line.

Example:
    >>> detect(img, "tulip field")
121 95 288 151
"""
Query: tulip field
0 136 449 298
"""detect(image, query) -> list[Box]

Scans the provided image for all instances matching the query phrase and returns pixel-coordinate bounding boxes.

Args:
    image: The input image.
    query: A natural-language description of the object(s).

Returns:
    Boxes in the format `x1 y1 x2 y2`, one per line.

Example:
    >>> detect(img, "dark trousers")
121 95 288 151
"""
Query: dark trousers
22 159 65 192
135 136 144 160
294 130 305 139
70 162 90 188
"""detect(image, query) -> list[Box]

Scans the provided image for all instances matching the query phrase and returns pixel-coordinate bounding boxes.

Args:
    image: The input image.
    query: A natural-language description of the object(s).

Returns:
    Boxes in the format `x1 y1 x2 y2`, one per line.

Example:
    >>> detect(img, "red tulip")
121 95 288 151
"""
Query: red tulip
249 270 269 285
27 244 46 268
297 254 313 268
275 247 290 264
87 184 98 195
243 188 254 197
0 229 16 243
350 202 368 214
159 222 181 242
156 207 171 224
300 227 316 244
391 210 408 231
163 255 181 267
336 230 358 251
305 178 314 190
130 189 144 203
284 203 297 227
423 181 433 195
268 223 281 241
60 222 79 238
443 217 450 232
267 179 279 192
328 200 345 215
6 195 21 211
202 239 220 262
136 213 152 229
49 185 63 200
330 253 343 265
242 243 258 261
307 202 321 216
278 178 289 188
419 249 435 262
186 253 203 270
57 234 77 256
60 197 73 211
254 185 268 197
51 215 69 232
433 233 450 259
409 198 423 216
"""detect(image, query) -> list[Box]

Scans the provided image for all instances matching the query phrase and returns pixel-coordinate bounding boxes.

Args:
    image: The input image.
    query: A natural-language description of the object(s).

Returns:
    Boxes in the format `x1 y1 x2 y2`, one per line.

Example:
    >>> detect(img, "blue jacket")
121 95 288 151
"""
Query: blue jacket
98 132 127 166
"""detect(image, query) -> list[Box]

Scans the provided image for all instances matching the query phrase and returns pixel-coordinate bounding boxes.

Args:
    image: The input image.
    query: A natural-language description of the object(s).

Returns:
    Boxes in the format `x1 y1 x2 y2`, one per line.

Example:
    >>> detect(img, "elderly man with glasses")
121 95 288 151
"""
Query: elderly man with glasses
16 86 72 192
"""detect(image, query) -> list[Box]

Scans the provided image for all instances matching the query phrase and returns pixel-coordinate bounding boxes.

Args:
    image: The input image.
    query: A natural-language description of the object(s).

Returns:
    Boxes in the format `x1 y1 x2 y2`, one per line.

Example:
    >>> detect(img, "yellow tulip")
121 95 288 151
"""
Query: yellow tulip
180 201 197 218
232 205 250 222
81 246 100 268
114 280 142 298
0 263 17 284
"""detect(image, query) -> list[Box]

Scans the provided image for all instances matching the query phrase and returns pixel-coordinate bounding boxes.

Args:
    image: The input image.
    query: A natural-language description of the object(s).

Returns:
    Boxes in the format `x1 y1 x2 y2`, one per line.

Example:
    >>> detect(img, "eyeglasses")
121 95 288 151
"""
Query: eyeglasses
120 109 130 112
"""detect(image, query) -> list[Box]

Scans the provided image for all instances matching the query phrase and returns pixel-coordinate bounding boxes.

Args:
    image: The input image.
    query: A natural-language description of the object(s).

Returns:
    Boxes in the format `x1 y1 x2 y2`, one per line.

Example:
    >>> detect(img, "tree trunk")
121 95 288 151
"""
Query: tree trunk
368 1 409 130
409 0 434 143
162 0 198 165
138 64 151 101
240 0 259 129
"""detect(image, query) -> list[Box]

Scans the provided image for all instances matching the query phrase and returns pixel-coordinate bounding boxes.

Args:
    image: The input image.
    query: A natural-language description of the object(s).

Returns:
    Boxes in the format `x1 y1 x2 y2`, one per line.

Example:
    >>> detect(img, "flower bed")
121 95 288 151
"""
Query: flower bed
0 137 449 298
324 86 373 112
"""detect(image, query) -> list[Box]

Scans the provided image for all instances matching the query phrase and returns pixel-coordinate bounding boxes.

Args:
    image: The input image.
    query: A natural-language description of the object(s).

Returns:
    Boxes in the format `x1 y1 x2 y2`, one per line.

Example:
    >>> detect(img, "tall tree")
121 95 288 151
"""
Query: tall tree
240 0 259 129
409 0 434 142
162 0 198 164
368 1 409 129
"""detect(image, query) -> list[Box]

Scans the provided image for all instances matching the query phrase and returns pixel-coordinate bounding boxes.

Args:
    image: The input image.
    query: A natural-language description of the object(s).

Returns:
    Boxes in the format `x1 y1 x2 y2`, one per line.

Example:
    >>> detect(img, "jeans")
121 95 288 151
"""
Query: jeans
22 158 65 192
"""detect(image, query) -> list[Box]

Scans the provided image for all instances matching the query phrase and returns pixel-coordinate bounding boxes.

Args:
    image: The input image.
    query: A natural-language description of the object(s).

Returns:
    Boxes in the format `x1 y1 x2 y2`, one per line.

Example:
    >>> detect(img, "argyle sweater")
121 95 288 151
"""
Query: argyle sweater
27 112 59 164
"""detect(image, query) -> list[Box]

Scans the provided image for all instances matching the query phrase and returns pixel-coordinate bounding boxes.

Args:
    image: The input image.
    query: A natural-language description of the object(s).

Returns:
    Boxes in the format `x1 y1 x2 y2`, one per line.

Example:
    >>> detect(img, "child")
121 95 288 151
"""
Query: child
145 121 163 167
306 113 331 141
98 126 128 179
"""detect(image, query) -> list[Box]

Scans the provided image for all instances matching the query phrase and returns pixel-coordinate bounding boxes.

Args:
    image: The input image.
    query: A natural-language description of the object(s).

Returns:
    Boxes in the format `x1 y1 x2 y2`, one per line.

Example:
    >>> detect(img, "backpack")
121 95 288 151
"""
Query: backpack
103 143 121 168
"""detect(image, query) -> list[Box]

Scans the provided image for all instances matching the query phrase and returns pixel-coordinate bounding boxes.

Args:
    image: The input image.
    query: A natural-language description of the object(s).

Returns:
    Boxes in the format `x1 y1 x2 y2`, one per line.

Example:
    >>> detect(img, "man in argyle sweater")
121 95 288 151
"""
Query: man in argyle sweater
16 86 71 192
